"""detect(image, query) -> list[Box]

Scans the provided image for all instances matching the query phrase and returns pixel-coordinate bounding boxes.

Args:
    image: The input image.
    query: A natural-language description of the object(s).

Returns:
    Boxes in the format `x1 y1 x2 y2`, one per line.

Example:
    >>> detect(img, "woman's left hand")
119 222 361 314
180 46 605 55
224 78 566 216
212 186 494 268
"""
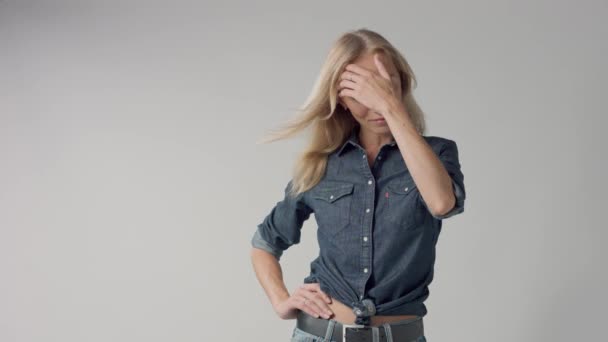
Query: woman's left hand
338 53 402 117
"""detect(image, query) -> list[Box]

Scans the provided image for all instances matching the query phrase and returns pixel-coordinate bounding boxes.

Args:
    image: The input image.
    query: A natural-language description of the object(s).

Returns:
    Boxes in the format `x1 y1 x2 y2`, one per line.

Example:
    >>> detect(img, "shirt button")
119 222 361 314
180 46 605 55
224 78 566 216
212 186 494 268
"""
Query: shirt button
362 154 366 159
363 236 368 242
365 208 370 213
330 195 334 199
367 179 372 185
404 187 409 191
363 268 368 273
378 156 382 160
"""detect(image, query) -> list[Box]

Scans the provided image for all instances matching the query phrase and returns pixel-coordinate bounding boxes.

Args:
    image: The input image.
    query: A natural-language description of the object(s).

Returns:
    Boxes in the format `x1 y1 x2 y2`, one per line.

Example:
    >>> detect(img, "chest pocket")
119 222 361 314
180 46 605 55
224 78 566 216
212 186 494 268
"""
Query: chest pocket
385 176 425 231
310 181 354 237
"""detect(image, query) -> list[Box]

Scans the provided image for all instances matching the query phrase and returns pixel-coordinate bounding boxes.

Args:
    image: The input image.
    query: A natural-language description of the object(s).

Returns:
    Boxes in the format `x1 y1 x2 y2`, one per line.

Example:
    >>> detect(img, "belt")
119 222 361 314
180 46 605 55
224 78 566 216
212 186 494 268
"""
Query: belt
296 310 424 342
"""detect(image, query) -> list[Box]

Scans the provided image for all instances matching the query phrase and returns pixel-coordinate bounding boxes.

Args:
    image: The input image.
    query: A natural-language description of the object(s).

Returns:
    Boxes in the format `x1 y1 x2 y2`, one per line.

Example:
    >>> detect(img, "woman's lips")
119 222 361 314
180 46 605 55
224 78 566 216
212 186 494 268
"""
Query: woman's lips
370 118 387 125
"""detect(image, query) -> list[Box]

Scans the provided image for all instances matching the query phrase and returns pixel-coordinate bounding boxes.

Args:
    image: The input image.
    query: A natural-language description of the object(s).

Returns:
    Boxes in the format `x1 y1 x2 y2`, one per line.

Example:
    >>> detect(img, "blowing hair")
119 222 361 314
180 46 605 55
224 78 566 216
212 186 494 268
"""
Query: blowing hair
256 28 427 198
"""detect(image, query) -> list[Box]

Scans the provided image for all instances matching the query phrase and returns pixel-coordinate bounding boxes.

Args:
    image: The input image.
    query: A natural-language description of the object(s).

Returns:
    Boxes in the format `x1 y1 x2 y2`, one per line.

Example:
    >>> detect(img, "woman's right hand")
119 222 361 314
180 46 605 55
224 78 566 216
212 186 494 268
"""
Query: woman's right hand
274 283 334 320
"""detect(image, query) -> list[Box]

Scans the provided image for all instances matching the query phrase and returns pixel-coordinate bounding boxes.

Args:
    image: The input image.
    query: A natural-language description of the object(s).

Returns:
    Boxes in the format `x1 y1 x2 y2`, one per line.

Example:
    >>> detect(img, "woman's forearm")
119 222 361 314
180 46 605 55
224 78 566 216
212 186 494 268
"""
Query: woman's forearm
250 247 290 311
383 100 456 216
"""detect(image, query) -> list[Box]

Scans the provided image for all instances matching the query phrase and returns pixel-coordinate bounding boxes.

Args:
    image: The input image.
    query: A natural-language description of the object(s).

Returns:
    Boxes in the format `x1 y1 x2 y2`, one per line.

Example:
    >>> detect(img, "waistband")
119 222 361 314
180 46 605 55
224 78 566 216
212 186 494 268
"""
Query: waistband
295 310 424 342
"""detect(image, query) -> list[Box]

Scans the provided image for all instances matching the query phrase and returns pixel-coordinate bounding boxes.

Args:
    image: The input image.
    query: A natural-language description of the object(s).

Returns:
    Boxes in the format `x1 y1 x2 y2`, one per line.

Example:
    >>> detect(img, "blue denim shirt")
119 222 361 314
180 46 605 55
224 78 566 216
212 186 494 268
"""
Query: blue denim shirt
251 125 466 325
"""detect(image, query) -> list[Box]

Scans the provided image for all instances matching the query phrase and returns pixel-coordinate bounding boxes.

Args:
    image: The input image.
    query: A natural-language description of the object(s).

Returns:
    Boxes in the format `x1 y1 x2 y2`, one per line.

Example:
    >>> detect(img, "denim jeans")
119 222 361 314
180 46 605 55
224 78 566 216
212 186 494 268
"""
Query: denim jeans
290 317 427 342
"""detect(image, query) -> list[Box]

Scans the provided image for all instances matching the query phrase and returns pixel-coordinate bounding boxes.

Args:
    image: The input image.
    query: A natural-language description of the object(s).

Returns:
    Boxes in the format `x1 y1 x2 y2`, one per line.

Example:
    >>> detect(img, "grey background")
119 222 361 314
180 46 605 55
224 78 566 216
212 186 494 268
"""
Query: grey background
1 1 606 341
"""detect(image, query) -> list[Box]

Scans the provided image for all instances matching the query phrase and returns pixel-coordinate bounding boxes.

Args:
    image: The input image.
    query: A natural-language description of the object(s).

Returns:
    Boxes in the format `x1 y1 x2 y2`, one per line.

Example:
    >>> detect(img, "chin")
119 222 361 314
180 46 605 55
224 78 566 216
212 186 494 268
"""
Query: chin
365 124 391 131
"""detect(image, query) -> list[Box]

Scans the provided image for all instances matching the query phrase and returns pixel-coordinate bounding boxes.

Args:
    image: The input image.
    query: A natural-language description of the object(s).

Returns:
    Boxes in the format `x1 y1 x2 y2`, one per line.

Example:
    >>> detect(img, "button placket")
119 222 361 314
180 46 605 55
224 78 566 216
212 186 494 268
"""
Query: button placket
358 149 375 302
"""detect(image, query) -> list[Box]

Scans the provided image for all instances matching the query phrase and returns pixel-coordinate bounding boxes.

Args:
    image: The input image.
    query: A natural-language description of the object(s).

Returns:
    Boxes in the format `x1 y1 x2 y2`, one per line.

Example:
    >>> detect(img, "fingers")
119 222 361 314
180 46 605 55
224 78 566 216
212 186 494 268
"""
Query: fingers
297 298 320 319
340 70 363 85
338 65 387 96
339 79 357 91
341 57 393 85
297 284 334 319
338 88 355 99
300 293 334 319
345 63 372 78
302 283 332 303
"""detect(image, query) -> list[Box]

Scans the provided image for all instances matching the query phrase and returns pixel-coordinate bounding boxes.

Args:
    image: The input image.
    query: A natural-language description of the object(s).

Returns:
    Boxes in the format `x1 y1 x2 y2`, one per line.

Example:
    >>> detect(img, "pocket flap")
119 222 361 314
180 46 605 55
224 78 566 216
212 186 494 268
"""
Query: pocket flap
387 176 417 195
311 181 354 203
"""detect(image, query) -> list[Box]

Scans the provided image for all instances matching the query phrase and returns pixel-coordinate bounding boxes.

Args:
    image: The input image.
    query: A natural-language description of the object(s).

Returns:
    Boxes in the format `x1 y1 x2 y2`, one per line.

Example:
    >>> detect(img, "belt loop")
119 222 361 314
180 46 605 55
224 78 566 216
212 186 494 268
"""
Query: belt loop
371 326 380 342
324 319 336 341
382 323 393 342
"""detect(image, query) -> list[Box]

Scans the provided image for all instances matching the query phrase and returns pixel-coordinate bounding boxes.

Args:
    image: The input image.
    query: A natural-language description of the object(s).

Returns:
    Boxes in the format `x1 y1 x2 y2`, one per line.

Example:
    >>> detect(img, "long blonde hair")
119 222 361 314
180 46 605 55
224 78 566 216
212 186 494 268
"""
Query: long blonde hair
256 28 427 198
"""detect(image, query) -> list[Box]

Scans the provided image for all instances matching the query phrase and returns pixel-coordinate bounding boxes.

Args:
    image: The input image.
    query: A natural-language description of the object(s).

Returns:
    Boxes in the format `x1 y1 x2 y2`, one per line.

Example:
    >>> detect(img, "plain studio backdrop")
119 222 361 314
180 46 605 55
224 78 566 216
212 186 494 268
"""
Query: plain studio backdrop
1 1 606 341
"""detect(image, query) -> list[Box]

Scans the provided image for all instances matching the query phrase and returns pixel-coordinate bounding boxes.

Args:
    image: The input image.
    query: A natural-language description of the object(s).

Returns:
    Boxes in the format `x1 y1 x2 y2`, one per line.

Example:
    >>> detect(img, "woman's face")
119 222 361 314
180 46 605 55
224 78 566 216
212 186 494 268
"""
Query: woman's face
338 52 401 135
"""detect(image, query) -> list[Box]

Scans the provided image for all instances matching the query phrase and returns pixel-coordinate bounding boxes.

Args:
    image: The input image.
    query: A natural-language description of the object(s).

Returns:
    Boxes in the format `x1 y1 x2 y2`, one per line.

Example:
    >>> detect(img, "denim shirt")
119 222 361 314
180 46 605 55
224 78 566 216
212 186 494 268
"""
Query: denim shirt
251 125 466 325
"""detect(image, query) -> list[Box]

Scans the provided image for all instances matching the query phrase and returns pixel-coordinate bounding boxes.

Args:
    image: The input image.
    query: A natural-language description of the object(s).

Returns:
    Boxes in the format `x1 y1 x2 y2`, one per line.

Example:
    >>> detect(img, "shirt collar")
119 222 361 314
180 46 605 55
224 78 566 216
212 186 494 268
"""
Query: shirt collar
337 126 360 156
337 125 396 157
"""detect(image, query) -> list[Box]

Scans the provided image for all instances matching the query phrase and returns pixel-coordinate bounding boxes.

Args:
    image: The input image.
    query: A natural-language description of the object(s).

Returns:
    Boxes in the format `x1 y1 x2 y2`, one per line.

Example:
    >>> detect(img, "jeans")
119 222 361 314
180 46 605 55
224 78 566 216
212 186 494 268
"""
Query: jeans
290 322 427 342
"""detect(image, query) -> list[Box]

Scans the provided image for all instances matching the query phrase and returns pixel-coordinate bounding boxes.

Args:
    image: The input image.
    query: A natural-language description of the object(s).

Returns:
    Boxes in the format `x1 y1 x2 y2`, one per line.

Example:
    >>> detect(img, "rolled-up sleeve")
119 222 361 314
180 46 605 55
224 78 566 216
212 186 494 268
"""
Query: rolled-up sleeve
251 179 313 260
423 139 466 220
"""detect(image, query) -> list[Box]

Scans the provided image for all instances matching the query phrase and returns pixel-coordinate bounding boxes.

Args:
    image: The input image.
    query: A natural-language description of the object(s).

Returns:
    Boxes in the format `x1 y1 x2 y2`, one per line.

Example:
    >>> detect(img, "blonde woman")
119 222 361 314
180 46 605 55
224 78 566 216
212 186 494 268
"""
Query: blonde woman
251 28 466 342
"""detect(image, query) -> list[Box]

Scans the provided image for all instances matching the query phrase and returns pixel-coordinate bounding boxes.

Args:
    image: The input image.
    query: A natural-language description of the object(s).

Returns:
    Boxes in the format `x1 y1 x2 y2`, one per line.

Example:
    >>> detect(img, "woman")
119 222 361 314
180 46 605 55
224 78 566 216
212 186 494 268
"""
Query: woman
250 28 466 342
